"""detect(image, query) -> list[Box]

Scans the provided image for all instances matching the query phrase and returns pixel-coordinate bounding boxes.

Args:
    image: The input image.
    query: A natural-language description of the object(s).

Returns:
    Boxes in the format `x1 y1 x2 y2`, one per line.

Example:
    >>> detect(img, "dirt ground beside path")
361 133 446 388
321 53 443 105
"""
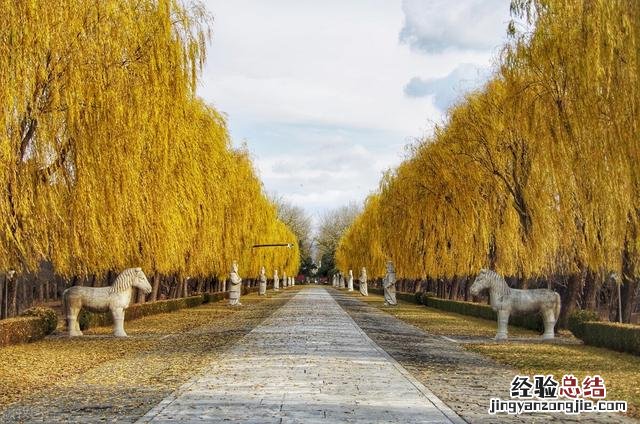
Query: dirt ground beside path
330 289 636 424
0 287 301 423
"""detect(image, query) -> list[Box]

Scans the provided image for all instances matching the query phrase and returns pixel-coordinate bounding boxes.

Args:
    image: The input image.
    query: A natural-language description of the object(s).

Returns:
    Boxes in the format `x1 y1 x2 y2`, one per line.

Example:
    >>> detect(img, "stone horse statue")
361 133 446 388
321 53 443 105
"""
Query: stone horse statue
470 269 561 340
63 267 152 337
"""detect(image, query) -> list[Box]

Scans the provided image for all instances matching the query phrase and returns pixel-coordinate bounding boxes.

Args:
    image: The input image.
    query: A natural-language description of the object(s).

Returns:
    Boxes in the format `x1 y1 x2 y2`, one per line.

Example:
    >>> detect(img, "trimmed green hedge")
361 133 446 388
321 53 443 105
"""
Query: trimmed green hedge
567 309 599 339
366 288 545 333
79 295 205 330
0 306 58 348
78 286 266 330
577 322 640 355
422 295 545 332
568 310 640 356
203 292 227 303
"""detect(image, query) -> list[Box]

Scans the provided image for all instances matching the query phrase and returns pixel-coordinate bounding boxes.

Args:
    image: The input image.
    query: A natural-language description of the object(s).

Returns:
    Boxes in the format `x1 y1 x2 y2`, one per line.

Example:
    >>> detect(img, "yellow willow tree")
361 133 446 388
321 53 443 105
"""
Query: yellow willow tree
0 0 299 296
507 0 640 320
0 0 209 274
336 194 386 279
444 77 563 279
338 0 640 321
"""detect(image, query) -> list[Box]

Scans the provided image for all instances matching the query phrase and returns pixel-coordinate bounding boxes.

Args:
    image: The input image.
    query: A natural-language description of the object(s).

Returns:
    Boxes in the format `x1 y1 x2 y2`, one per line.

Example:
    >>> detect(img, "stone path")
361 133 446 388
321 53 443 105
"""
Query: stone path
138 287 464 423
330 290 636 424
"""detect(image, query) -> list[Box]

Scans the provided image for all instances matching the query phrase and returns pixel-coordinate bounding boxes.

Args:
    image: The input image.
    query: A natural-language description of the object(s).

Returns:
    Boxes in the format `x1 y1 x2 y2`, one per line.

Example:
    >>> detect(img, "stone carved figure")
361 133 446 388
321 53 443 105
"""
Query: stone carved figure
470 269 561 340
63 267 152 337
259 266 267 296
339 273 345 289
273 270 280 291
347 270 354 292
291 276 295 286
332 274 337 287
229 261 242 306
283 272 288 288
359 267 368 296
383 261 397 306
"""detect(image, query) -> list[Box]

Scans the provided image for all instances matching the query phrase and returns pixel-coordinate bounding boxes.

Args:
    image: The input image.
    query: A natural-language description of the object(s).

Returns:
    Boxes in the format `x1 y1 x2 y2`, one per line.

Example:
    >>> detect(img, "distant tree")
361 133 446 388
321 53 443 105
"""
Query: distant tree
299 256 317 277
271 195 313 267
316 203 361 276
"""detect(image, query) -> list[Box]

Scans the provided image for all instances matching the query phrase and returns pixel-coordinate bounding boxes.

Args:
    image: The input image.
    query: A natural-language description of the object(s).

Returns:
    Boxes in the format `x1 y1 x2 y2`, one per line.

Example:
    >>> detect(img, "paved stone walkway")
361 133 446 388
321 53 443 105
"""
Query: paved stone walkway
138 287 463 423
331 290 636 424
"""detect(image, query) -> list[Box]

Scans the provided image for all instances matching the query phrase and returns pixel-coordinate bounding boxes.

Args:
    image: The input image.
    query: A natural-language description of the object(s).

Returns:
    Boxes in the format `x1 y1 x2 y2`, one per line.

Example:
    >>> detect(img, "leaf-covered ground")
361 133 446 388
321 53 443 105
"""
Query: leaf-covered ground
349 290 640 420
466 343 640 419
0 288 301 422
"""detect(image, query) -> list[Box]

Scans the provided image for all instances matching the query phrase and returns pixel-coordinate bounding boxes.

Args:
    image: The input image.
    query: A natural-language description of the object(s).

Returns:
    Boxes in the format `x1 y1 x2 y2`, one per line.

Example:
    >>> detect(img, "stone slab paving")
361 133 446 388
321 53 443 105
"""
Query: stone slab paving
330 289 636 424
138 287 464 423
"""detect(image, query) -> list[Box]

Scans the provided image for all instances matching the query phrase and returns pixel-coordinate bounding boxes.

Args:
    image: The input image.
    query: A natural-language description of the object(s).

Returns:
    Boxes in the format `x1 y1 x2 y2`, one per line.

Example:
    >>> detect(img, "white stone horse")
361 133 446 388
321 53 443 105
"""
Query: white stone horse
470 269 561 340
63 267 152 337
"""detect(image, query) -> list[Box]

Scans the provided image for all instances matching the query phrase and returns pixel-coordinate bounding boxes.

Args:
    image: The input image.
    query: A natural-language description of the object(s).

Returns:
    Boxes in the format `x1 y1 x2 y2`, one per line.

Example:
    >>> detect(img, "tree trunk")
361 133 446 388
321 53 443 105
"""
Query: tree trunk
582 270 598 310
136 286 146 304
449 277 460 300
621 246 637 323
621 277 637 323
196 278 205 294
559 272 583 327
0 274 5 319
464 277 470 301
169 275 178 299
150 272 160 302
182 278 189 298
9 276 18 317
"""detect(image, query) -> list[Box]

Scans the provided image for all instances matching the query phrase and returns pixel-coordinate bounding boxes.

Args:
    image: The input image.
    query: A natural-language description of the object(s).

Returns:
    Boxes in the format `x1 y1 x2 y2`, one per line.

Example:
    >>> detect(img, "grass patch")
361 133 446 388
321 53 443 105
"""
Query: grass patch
465 343 640 418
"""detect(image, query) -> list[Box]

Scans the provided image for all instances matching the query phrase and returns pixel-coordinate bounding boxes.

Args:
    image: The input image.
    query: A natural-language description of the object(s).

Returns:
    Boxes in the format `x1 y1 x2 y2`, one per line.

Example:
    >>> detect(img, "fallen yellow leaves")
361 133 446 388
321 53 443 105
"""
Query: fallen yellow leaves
0 289 299 419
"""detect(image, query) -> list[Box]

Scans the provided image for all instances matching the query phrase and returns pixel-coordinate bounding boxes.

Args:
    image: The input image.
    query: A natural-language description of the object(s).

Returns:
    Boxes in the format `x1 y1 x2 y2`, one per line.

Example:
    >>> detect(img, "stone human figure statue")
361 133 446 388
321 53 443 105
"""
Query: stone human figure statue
229 261 243 306
339 273 345 289
382 261 397 306
332 274 337 287
283 272 288 288
291 276 295 286
273 270 280 291
359 267 368 296
259 266 267 296
347 270 354 291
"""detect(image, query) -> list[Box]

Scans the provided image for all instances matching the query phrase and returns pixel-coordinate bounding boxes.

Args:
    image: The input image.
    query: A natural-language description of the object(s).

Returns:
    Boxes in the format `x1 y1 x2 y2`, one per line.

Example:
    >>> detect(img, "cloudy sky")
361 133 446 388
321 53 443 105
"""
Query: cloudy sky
198 0 512 223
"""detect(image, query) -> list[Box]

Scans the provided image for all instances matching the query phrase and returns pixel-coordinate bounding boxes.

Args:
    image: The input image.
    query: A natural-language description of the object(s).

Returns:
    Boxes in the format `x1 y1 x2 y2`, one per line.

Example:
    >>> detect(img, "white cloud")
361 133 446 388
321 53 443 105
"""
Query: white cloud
404 63 493 110
399 0 512 53
197 0 509 220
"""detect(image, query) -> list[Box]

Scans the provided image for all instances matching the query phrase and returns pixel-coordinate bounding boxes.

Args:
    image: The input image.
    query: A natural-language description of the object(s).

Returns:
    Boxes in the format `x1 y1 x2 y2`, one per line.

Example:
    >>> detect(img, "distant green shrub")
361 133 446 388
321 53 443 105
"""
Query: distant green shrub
568 309 599 339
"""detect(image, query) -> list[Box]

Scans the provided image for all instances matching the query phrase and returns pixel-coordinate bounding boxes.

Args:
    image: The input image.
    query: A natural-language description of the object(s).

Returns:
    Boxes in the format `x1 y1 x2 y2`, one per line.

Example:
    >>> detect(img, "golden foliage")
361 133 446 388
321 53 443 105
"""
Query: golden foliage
0 0 299 278
337 0 640 281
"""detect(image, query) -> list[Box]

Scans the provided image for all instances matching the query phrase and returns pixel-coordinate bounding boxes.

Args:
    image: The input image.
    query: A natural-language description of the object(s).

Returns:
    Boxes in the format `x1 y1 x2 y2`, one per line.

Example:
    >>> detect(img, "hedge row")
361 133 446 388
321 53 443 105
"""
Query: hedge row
78 286 263 330
568 309 640 356
365 288 418 304
421 294 545 332
1 287 269 346
578 322 640 356
364 287 640 355
79 295 205 330
364 288 545 333
0 307 58 348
